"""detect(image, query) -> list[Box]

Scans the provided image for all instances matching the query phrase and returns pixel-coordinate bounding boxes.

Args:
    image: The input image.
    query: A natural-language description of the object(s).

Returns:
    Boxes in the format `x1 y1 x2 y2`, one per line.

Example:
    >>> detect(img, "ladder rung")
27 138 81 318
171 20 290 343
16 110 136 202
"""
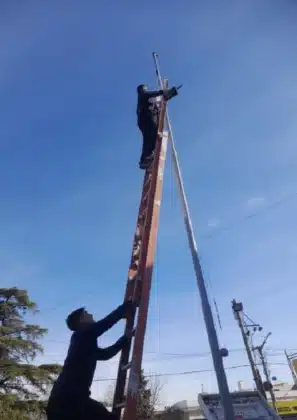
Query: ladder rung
142 199 148 209
143 183 151 193
115 401 126 409
121 361 132 371
130 263 138 271
133 242 141 253
132 250 140 259
143 185 150 196
143 183 150 193
138 216 145 225
139 209 147 222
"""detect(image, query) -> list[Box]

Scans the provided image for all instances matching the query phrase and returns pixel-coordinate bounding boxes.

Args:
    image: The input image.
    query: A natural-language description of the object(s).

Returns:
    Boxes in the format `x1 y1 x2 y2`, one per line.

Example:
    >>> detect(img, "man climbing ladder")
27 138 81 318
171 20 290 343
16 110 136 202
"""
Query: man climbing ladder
46 302 135 420
136 84 180 169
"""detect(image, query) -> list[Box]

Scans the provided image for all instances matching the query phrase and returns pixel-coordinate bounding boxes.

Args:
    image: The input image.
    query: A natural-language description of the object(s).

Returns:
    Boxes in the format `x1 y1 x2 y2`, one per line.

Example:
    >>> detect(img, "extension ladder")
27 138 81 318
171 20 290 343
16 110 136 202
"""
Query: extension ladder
112 81 169 420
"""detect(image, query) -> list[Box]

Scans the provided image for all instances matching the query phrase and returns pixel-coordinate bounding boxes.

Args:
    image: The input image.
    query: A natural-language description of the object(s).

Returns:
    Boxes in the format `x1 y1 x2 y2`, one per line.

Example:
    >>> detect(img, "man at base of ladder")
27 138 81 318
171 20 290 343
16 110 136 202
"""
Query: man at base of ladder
136 84 179 170
46 301 135 420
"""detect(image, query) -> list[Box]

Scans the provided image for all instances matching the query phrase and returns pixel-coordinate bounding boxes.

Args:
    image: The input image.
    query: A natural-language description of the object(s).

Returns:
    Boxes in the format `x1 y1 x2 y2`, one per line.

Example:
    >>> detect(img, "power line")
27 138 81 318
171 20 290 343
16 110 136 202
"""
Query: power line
41 343 297 354
201 191 297 242
28 362 291 388
92 363 288 382
31 189 297 334
38 199 296 359
41 288 99 314
38 192 297 316
39 347 297 362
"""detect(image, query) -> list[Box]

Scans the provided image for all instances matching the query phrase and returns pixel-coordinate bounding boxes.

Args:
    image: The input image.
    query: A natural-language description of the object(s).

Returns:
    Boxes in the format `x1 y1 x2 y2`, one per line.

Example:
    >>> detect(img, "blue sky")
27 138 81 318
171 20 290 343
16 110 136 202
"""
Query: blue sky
1 0 297 407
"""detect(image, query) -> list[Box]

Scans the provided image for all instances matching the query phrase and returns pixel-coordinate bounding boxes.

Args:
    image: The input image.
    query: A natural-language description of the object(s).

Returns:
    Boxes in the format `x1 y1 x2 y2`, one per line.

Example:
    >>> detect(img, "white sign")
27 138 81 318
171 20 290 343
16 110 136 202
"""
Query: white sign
198 391 280 420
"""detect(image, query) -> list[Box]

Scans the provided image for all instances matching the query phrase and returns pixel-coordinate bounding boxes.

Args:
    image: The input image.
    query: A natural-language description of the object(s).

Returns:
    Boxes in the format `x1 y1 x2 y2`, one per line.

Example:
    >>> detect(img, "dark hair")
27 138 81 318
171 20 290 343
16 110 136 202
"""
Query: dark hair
66 307 85 331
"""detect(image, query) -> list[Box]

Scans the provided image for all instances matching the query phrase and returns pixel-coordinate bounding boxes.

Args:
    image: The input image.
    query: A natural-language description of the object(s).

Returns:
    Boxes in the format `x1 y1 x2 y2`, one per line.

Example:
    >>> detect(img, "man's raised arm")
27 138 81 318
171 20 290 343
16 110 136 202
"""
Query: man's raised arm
142 89 164 99
143 87 178 101
89 301 135 338
96 335 128 361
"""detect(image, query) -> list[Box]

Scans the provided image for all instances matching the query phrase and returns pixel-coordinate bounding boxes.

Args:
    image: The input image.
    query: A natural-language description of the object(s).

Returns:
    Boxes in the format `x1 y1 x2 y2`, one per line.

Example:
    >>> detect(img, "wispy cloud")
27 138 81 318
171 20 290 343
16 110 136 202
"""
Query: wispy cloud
246 196 265 211
207 219 220 229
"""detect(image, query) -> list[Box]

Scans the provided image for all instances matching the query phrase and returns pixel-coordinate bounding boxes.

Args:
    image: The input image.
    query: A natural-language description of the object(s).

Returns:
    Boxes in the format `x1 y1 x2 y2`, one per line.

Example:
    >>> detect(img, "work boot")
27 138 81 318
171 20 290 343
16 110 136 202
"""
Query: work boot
139 161 149 170
139 153 154 170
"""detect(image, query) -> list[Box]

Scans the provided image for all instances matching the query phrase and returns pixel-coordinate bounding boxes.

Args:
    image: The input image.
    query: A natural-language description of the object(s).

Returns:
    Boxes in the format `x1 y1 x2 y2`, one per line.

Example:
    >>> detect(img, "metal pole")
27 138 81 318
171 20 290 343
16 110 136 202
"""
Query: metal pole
256 343 277 411
232 300 266 398
285 350 297 386
152 52 235 420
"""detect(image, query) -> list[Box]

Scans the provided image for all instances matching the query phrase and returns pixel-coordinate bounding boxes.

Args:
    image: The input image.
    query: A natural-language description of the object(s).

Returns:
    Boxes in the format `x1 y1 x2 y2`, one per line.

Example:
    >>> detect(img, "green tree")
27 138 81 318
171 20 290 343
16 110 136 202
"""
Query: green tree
102 370 161 419
136 370 162 419
102 384 115 408
0 287 61 418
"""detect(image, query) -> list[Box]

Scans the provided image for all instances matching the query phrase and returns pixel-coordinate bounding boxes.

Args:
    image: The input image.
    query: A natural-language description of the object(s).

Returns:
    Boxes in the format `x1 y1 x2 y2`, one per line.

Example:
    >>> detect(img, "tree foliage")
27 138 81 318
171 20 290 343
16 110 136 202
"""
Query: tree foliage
0 287 61 418
102 384 115 408
136 370 160 419
0 394 47 420
103 370 161 419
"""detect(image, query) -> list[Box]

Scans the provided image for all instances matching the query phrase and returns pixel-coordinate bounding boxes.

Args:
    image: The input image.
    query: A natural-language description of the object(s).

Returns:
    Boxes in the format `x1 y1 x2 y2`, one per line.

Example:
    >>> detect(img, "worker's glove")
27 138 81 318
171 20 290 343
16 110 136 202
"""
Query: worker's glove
163 87 178 101
170 87 179 98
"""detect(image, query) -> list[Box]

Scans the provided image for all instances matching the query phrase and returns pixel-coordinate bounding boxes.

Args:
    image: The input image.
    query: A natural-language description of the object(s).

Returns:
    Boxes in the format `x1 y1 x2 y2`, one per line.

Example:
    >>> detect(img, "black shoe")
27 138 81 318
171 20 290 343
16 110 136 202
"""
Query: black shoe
139 161 149 170
139 154 154 170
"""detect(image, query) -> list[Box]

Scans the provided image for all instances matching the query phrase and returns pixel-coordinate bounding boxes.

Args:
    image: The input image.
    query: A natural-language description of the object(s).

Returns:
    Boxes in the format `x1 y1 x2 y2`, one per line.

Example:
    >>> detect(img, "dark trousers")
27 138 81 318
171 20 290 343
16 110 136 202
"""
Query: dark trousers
47 395 116 420
138 114 159 163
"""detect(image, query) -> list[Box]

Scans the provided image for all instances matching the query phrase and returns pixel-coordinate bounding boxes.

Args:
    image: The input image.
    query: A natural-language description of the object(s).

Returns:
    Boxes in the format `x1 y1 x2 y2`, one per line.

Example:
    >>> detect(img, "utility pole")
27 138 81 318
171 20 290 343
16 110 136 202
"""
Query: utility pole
153 53 235 420
232 300 266 398
254 333 277 411
285 350 297 386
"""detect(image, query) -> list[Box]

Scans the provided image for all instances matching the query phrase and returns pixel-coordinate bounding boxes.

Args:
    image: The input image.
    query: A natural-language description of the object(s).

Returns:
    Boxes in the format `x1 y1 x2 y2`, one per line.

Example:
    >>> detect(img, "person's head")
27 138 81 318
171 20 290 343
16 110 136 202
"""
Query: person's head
137 84 148 94
66 307 94 331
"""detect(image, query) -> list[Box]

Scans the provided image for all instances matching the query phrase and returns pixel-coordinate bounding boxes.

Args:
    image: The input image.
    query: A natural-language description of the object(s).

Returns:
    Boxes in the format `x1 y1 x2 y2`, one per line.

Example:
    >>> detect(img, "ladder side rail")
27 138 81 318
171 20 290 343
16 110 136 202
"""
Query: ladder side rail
152 53 235 420
123 88 169 420
126 170 152 300
132 94 168 307
112 171 152 417
112 83 168 420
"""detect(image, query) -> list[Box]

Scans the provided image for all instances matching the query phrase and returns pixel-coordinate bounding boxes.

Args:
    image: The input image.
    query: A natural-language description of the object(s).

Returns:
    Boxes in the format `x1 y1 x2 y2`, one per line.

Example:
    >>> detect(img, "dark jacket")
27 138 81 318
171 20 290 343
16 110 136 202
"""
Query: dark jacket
137 87 178 126
49 305 127 400
137 89 163 124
